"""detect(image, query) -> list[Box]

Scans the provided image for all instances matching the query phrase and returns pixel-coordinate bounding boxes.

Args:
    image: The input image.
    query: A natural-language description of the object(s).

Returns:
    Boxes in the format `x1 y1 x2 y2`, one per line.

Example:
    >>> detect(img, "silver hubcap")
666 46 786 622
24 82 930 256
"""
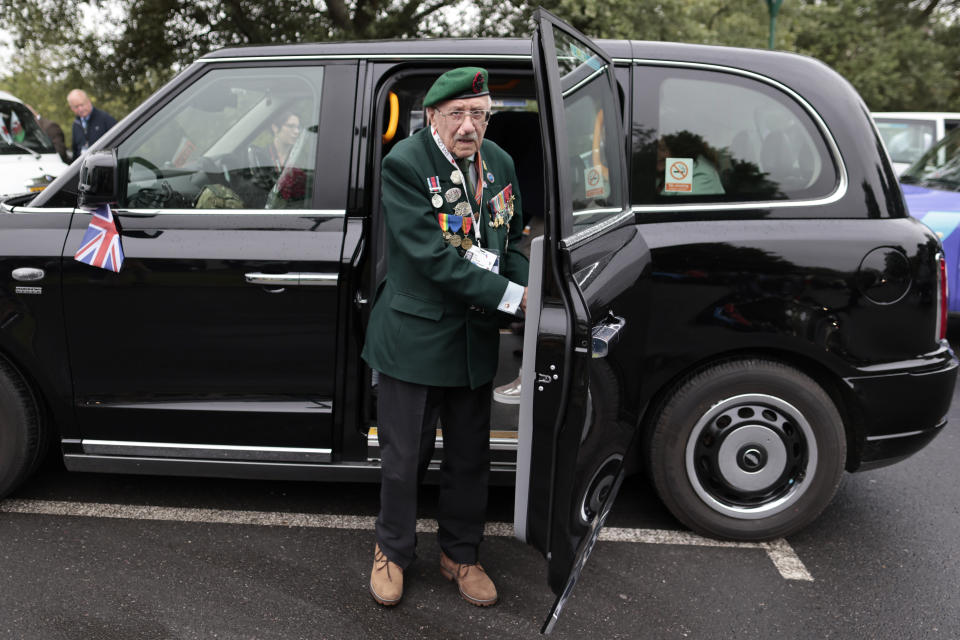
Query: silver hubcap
685 394 818 519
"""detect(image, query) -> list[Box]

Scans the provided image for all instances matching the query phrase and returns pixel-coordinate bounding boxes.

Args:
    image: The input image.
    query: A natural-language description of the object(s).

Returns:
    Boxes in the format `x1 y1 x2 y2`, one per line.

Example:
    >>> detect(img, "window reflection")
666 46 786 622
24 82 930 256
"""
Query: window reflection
632 70 837 206
553 30 624 231
118 67 323 210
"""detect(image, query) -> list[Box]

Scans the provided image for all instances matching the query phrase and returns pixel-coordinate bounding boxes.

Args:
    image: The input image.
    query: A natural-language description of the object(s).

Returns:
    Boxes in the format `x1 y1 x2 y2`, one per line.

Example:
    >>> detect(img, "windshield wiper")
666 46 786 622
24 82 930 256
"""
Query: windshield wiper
924 177 960 191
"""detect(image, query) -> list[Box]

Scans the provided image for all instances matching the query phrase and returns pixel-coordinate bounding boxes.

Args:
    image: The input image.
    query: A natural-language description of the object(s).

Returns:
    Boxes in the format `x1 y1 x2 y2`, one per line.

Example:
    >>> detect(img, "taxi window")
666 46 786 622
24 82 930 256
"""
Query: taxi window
875 118 936 167
901 127 960 189
552 30 625 232
0 101 56 156
117 66 323 210
631 66 837 206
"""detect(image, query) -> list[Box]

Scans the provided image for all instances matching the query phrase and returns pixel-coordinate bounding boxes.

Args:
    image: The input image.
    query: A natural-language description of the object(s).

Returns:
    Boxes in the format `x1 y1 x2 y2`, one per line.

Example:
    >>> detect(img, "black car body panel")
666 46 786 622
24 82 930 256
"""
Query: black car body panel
1 21 956 628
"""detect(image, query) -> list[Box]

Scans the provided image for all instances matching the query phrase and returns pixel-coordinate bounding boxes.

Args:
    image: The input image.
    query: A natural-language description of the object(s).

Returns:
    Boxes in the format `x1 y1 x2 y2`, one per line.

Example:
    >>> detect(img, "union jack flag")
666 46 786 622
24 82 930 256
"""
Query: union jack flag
74 204 124 272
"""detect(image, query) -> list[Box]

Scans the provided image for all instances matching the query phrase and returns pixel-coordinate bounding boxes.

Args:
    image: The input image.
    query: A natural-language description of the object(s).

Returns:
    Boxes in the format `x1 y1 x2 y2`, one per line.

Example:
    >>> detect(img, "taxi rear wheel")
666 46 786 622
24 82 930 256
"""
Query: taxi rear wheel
0 357 44 498
648 359 846 541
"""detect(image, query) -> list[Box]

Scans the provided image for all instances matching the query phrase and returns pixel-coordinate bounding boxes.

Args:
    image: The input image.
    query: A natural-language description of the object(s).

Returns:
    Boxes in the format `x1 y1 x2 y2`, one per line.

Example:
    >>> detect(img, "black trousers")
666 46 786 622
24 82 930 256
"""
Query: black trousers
375 372 492 569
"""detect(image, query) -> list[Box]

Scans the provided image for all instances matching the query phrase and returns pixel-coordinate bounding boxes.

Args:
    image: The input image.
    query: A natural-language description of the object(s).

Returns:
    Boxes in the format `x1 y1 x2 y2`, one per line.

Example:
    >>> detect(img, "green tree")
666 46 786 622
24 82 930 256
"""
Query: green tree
505 0 960 111
0 0 471 124
0 52 87 148
788 0 960 110
2 0 958 123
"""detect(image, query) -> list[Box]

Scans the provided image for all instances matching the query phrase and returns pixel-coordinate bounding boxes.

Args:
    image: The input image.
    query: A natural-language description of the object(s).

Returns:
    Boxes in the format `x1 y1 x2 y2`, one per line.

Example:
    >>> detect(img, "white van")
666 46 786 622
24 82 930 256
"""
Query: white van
0 90 69 196
873 111 960 175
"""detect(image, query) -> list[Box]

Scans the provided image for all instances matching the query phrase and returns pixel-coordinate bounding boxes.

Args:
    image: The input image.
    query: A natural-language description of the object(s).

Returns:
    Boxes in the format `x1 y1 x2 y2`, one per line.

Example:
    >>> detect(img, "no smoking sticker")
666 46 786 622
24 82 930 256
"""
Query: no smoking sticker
584 164 607 198
664 157 693 193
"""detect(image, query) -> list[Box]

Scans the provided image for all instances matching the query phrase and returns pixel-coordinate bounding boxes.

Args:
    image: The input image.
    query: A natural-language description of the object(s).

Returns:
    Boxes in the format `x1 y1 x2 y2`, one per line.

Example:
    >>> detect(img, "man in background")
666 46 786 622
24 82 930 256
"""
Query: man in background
67 89 116 158
26 104 69 163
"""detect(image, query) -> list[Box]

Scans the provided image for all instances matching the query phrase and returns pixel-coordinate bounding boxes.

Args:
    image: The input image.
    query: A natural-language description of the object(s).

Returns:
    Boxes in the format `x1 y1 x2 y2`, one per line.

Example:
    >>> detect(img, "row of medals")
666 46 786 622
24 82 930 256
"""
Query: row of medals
436 170 475 250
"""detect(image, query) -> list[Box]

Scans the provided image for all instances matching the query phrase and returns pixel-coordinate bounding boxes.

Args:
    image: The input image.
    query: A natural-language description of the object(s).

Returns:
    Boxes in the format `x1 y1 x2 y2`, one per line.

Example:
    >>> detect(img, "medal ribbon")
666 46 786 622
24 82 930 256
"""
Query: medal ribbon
438 213 448 231
431 127 482 244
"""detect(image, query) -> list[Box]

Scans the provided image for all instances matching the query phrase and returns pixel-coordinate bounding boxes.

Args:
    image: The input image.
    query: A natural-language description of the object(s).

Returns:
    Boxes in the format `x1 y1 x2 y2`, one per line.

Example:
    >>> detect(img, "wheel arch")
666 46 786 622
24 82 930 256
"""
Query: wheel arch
636 346 864 474
0 345 56 452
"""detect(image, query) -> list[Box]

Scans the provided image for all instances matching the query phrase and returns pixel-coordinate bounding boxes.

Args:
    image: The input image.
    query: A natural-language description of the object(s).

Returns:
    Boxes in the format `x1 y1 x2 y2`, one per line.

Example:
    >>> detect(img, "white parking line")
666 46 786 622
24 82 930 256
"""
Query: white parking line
0 499 812 581
599 527 813 581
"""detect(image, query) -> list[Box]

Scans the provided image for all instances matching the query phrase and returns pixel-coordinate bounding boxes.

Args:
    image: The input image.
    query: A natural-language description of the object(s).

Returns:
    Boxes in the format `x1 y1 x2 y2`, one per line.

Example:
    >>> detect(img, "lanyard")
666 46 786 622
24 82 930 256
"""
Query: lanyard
431 127 483 244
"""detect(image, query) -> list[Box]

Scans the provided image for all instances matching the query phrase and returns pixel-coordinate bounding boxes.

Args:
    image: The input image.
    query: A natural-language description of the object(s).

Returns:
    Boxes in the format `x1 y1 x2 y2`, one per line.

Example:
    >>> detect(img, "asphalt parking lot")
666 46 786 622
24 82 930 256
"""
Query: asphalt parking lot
1 367 959 639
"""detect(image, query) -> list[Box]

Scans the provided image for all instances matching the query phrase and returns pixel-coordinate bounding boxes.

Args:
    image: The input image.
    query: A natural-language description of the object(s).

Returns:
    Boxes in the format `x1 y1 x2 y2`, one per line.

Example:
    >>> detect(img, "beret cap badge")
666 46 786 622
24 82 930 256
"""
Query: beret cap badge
472 71 485 94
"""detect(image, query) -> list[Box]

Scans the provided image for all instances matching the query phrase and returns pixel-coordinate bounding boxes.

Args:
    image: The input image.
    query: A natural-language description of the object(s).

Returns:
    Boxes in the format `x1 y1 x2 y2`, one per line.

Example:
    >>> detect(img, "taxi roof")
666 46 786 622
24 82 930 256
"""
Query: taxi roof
200 37 834 90
201 38 633 61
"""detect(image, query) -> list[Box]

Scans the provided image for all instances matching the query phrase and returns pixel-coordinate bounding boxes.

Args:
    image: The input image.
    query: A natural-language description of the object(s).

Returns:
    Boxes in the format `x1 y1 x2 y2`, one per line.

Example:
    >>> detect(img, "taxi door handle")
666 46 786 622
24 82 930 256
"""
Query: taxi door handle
591 315 625 358
245 272 339 287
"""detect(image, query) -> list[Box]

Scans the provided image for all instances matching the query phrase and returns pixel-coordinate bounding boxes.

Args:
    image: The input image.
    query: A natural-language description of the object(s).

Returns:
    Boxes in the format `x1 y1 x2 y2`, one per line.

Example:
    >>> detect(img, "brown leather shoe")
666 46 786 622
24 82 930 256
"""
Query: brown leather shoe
440 551 498 606
370 543 403 606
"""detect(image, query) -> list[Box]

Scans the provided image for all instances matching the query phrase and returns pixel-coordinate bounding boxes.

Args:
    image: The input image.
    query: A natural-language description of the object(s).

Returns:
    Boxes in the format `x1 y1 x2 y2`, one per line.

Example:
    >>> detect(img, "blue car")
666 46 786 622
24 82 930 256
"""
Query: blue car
901 126 960 312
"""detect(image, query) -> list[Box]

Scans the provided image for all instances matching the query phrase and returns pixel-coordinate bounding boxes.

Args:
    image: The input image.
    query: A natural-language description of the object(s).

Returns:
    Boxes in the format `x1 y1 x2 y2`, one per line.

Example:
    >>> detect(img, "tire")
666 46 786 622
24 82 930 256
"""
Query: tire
648 359 846 541
0 357 43 498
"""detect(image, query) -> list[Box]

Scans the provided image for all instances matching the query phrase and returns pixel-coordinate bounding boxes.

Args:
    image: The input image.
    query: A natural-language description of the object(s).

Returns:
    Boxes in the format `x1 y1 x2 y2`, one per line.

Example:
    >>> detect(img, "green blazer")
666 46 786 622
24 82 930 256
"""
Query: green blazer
362 126 529 389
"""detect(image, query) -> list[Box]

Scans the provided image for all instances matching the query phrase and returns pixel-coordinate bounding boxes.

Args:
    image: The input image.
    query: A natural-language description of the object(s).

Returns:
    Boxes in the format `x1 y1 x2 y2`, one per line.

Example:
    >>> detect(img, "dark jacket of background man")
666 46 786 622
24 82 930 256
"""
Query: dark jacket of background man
71 106 117 159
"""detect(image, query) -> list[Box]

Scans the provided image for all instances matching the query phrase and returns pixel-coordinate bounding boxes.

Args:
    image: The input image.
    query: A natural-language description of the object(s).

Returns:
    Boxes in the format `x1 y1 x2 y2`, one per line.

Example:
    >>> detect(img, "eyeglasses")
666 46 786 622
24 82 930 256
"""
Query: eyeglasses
434 109 492 125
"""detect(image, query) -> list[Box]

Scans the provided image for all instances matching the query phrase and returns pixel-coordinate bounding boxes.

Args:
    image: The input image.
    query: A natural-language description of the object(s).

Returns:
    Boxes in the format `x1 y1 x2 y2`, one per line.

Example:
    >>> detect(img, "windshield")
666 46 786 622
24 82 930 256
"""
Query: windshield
901 127 960 191
0 100 56 155
875 118 936 166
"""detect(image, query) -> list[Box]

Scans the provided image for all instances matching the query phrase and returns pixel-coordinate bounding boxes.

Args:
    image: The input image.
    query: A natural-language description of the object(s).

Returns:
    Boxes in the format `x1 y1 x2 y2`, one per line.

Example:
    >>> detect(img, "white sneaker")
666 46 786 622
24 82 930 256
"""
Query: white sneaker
493 375 521 404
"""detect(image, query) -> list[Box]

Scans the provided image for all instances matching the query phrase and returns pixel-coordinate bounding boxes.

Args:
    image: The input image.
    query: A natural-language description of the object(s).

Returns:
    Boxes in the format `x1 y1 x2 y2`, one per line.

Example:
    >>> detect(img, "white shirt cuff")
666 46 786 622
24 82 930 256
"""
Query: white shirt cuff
497 281 524 315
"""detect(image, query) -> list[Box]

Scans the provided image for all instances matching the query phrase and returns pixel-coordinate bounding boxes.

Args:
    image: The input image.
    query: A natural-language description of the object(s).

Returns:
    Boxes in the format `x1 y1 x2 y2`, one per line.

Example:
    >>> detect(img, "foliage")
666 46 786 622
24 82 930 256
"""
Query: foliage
0 0 957 139
788 0 960 110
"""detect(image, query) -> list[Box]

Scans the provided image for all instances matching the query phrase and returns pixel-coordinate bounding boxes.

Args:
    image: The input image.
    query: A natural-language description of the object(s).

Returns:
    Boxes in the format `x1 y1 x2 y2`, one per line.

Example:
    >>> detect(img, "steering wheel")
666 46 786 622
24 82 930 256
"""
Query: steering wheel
128 156 164 182
198 154 233 182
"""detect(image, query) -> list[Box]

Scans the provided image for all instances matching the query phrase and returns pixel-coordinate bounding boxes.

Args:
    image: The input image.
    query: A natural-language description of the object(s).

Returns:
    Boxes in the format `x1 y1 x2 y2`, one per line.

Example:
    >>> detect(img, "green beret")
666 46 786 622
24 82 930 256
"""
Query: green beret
423 67 490 107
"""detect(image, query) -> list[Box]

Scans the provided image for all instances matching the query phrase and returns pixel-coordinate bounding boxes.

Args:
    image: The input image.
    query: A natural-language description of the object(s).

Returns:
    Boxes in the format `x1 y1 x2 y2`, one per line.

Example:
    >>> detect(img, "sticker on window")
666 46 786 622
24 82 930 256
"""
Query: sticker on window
584 164 608 199
664 157 693 193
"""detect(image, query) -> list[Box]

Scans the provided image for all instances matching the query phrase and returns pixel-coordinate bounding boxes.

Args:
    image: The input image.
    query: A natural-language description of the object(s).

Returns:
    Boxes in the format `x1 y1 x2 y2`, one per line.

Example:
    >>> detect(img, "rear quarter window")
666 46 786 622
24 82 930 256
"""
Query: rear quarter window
630 65 839 208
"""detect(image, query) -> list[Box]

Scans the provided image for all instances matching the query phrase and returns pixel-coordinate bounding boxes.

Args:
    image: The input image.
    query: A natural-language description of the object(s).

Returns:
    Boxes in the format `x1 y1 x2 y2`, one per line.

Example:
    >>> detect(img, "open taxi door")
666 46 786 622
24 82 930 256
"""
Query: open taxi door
514 8 650 634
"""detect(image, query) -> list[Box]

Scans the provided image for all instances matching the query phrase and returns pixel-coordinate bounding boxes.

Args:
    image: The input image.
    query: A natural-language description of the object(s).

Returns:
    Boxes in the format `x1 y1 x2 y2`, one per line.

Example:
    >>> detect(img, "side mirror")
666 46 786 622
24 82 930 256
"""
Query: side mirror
78 149 119 206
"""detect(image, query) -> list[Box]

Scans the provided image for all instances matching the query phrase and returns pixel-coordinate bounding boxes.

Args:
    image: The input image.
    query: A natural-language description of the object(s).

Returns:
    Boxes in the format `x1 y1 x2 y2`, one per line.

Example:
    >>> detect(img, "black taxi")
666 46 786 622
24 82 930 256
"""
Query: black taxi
0 10 955 630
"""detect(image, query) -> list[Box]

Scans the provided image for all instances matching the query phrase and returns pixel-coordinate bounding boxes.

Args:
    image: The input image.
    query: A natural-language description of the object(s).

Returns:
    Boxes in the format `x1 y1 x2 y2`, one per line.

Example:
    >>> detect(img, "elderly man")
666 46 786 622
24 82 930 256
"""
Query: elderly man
67 89 117 158
361 67 529 607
